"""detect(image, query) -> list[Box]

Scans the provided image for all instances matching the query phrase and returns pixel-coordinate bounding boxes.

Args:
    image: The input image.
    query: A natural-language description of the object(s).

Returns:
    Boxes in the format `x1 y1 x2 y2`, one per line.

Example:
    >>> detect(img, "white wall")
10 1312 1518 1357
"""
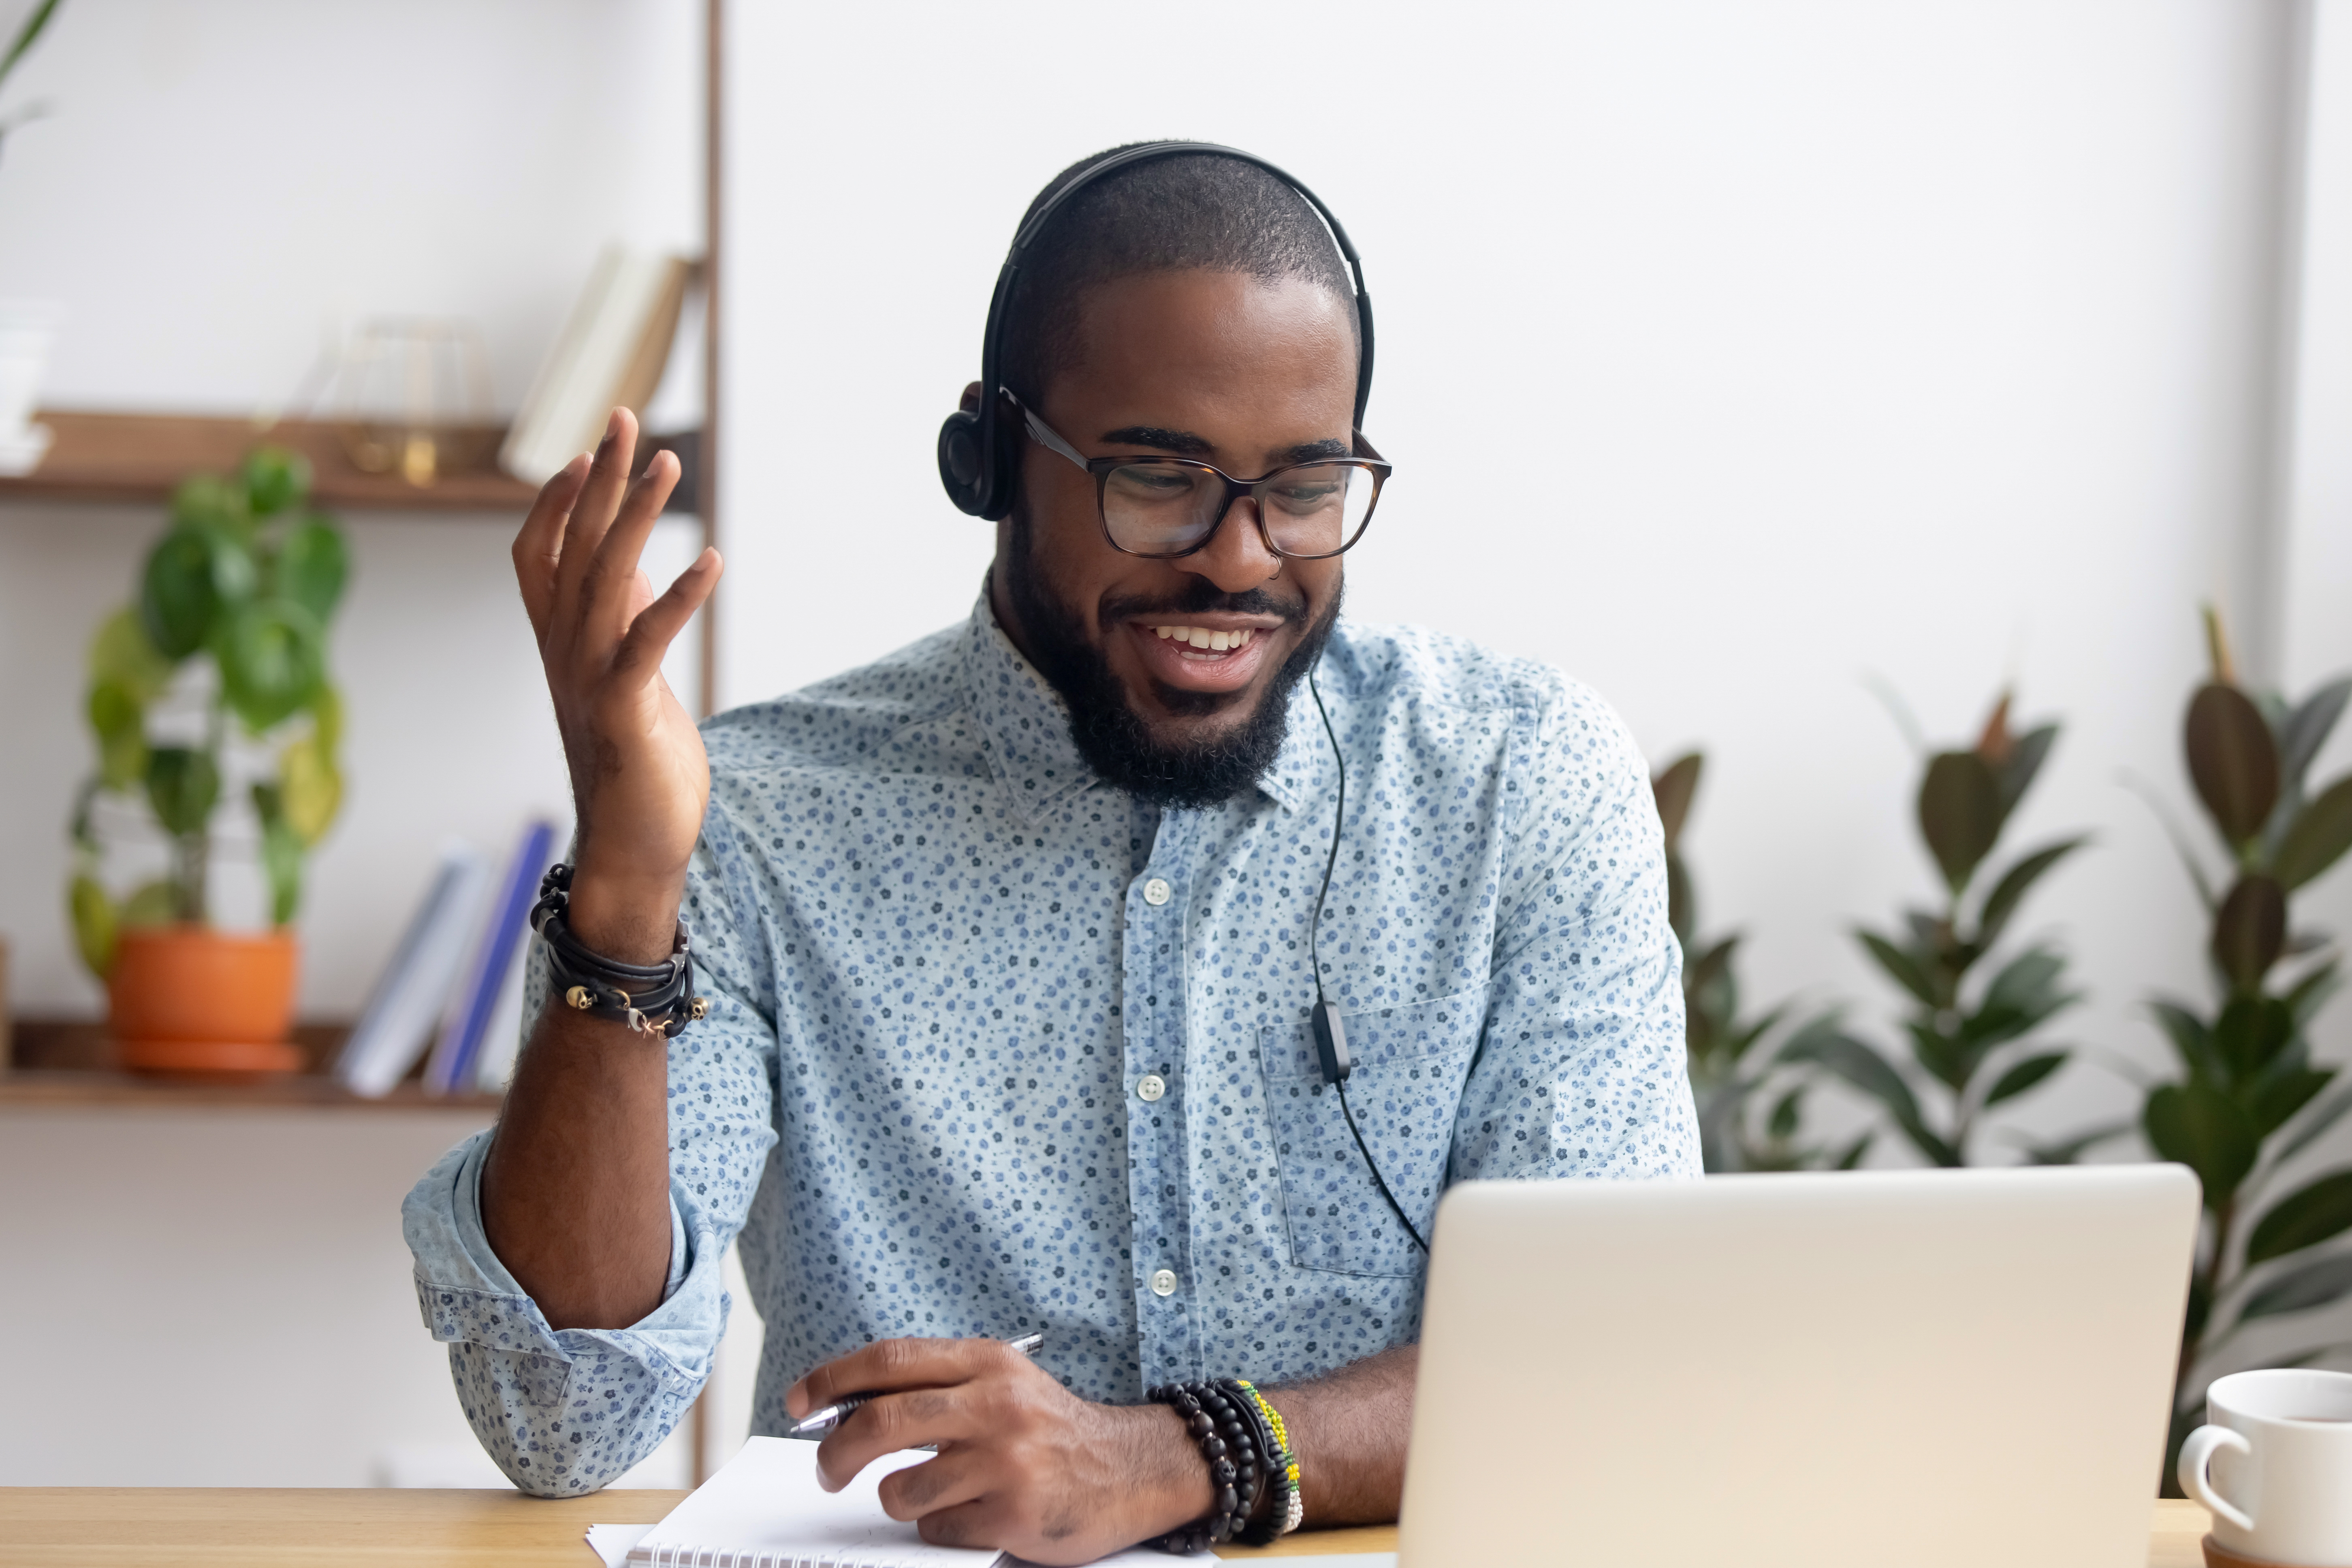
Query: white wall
0 0 723 1489
716 0 2352 1188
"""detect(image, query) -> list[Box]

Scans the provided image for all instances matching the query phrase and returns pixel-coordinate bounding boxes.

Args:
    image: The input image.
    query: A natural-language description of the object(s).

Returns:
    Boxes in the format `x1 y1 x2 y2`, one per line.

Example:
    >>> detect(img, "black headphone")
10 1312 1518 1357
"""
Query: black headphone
936 140 1378 522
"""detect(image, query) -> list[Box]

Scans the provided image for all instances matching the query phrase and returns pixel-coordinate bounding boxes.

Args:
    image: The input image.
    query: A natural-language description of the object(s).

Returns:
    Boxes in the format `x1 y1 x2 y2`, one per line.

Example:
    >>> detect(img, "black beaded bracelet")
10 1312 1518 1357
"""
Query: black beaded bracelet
531 863 708 1039
1145 1380 1264 1552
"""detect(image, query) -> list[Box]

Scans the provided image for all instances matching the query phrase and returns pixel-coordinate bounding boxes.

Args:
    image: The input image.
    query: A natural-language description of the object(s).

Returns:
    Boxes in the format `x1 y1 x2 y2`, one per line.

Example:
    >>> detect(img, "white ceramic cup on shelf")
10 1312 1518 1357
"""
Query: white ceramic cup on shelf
2179 1367 2352 1566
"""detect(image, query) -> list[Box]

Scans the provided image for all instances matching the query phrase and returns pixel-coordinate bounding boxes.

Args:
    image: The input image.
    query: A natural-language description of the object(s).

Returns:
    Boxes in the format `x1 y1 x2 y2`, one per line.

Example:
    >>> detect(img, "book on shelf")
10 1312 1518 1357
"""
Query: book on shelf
334 844 491 1097
501 245 695 484
423 818 557 1097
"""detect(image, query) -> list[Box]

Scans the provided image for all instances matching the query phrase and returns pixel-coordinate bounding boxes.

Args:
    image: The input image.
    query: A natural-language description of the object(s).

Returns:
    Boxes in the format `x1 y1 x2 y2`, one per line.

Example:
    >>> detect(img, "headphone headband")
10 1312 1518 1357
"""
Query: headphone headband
939 141 1376 519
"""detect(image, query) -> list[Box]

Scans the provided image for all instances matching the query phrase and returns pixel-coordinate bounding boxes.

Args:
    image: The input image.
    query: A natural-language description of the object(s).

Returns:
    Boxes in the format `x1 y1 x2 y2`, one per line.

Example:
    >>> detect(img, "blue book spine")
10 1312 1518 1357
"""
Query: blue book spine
434 818 556 1094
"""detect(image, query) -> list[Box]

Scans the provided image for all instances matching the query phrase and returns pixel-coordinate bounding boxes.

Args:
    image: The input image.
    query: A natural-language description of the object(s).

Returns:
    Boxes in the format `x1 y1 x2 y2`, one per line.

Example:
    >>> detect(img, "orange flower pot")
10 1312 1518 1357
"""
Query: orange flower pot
109 926 303 1075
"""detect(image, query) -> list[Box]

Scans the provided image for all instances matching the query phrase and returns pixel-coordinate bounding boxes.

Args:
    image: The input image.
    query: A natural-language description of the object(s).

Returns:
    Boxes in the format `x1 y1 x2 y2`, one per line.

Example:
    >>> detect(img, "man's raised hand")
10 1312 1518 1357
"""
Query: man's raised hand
512 407 721 963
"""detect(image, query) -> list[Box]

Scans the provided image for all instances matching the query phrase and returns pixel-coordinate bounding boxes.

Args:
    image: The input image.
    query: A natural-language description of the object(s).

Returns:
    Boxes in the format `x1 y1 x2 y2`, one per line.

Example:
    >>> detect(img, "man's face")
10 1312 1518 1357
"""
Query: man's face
989 269 1358 804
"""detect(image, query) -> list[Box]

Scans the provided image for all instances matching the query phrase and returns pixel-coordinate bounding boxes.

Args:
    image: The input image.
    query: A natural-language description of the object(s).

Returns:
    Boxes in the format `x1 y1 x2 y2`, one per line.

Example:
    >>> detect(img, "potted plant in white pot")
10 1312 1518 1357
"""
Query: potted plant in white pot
66 447 348 1073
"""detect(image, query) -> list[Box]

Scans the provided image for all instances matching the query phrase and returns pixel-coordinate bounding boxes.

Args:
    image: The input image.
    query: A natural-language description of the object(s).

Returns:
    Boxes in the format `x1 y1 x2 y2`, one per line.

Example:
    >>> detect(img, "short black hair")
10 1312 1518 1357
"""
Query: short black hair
1000 145 1358 407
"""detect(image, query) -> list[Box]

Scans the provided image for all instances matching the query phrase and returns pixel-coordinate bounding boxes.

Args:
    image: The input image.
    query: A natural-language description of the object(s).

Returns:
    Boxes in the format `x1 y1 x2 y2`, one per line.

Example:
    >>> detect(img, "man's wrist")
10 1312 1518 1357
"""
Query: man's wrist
563 864 687 965
1129 1400 1217 1541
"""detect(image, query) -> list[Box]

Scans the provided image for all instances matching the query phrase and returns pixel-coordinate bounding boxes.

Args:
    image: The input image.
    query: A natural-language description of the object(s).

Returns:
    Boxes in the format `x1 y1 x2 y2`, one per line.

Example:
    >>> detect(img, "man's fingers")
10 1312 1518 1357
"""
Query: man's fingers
549 406 640 634
790 1337 997 1419
612 548 721 682
914 1500 997 1551
815 1389 978 1493
511 455 590 640
583 450 683 638
877 1451 990 1523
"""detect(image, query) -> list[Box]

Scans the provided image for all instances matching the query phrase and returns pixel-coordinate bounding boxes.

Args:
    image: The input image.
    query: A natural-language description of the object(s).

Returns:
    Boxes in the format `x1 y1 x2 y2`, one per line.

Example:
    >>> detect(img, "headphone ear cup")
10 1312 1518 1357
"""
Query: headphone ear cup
937 410 987 516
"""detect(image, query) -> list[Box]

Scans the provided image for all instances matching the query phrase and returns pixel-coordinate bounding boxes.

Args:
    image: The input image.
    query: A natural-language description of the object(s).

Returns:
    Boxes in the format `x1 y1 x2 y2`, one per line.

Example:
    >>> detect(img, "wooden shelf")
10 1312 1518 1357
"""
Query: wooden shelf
2 1016 502 1111
0 1070 502 1111
0 410 542 511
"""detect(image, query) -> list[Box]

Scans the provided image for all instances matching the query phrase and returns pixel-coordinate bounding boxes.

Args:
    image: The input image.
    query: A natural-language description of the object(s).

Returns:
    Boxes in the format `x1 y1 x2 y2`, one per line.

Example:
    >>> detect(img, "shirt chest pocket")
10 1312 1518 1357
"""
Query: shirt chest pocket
1258 993 1483 1278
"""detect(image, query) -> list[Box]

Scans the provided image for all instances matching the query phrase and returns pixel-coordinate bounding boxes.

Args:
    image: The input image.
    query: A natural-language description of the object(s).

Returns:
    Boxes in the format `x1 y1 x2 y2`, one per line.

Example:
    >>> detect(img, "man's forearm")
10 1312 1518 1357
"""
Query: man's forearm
479 998 674 1330
1267 1344 1417 1527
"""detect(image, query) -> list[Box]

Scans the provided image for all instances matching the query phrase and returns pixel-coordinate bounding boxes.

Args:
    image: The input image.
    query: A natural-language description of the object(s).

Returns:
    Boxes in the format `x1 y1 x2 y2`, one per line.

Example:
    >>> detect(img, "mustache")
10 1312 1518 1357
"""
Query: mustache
1097 583 1309 626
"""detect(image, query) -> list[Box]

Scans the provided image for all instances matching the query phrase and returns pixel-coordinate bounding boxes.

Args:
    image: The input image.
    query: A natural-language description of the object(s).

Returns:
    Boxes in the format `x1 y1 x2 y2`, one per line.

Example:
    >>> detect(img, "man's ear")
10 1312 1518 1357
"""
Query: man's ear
960 381 982 415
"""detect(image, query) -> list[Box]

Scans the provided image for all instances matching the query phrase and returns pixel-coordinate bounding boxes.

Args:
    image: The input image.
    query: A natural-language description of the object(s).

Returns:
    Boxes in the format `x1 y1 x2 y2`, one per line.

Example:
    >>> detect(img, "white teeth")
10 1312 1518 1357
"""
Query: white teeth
1150 625 1257 651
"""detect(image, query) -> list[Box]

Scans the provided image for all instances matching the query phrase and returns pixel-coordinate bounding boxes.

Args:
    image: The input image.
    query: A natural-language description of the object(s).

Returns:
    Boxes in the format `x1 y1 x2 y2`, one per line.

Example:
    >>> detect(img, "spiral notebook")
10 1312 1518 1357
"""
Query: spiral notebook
592 1437 1210 1568
609 1438 1002 1568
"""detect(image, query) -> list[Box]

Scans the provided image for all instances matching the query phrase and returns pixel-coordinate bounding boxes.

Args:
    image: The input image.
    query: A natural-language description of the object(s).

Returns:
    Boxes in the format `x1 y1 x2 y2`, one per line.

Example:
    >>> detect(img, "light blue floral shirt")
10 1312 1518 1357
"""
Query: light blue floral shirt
403 594 1698 1495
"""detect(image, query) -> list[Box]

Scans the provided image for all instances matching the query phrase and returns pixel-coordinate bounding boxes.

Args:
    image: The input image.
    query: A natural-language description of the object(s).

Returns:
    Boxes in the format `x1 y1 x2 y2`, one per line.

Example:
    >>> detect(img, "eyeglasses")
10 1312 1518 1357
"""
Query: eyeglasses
1010 390 1389 561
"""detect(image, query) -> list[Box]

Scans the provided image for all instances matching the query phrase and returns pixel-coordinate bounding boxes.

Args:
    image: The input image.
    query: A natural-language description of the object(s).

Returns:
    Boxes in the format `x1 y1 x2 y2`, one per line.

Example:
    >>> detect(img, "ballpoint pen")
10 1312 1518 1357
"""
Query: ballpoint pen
786 1331 1046 1438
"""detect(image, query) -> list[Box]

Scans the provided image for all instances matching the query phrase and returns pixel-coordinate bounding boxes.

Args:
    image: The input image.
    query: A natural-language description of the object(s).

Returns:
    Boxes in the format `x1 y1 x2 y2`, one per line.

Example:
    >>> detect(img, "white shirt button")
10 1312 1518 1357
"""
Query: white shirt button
1150 1269 1178 1297
1137 1073 1166 1102
1142 877 1172 906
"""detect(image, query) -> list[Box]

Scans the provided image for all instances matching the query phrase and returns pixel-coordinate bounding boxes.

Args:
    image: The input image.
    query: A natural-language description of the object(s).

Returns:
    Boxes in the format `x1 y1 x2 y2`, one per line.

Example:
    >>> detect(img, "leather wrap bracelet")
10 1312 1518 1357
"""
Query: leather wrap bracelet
530 863 708 1038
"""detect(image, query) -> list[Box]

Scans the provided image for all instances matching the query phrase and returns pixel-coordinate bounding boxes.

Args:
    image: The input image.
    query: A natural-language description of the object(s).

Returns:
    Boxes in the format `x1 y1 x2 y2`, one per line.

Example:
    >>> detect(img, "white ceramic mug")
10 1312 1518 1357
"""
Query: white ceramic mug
2179 1368 2352 1566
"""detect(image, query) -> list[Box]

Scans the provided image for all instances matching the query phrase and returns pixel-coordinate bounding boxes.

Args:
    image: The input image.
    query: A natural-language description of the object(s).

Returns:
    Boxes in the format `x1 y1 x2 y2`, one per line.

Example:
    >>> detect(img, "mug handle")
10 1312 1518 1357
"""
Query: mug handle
2178 1424 2255 1531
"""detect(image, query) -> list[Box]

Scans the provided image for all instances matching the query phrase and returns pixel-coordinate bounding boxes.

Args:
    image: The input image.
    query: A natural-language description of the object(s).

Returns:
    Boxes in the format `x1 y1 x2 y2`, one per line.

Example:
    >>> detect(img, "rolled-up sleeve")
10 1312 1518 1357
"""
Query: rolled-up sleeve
401 817 782 1496
1451 682 1700 1182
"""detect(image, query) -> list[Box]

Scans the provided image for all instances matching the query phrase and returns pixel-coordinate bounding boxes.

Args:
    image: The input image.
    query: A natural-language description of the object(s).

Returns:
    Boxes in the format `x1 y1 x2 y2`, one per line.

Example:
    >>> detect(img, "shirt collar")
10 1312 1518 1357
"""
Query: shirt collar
957 588 1331 823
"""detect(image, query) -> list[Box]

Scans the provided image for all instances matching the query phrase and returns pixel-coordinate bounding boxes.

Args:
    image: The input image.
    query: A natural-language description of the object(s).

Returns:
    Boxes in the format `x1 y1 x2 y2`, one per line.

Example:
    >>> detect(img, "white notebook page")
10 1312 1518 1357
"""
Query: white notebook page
625 1438 1005 1568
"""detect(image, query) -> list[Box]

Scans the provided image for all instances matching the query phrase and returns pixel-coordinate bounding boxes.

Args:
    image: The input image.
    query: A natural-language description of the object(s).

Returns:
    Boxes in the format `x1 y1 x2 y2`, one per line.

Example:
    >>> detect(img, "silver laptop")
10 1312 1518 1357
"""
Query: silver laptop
1400 1166 2198 1568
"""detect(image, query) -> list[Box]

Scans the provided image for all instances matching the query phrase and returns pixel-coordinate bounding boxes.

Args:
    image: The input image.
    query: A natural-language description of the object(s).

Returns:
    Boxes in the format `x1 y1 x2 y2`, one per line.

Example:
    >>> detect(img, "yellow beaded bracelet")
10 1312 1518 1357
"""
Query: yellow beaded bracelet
1234 1380 1303 1539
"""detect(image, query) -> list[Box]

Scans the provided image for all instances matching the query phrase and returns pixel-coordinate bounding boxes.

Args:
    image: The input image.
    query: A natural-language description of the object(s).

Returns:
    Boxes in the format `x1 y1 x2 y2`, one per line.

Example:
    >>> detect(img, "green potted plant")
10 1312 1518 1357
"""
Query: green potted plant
66 447 348 1073
2134 612 2352 1487
1784 691 2097 1165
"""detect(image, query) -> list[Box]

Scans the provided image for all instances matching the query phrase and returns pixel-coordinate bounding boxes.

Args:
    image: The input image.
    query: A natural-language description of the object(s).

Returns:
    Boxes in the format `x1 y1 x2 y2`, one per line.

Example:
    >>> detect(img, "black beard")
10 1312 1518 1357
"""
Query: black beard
1001 506 1341 809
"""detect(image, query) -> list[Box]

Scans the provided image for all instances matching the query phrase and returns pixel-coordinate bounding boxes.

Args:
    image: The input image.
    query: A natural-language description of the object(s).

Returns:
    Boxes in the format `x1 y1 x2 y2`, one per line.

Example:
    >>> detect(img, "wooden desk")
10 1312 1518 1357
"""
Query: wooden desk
0 1489 2213 1566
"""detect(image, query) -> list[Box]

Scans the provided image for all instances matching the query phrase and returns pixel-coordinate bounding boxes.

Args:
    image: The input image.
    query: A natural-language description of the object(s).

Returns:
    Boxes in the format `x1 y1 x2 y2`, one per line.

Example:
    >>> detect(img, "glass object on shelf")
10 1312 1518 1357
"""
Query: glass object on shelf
320 318 497 487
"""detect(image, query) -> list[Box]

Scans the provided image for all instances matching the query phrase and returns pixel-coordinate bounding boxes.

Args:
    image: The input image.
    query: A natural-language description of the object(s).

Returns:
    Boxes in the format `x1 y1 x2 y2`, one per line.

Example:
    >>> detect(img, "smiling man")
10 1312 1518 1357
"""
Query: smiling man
404 145 1697 1562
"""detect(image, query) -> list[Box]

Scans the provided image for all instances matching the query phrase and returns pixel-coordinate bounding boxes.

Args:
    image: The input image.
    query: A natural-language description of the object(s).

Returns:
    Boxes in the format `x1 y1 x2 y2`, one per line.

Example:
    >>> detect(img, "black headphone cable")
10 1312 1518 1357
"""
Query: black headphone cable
1306 668 1430 1254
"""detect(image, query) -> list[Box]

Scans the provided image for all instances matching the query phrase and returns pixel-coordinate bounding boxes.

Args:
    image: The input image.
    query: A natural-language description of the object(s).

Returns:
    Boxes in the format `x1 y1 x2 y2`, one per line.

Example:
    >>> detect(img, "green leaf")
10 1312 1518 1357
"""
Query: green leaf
85 678 148 790
1833 1133 1873 1170
2273 1073 2352 1169
2186 682 2280 846
2149 1000 2217 1079
311 681 344 756
1974 836 2089 950
1985 1050 2068 1107
213 597 324 733
2145 1081 2259 1207
2272 776 2352 891
1782 1020 1957 1165
67 873 115 978
2284 962 2343 1031
2213 876 2287 994
2277 677 2352 795
241 446 312 518
0 0 63 95
2238 1252 2352 1321
275 515 347 623
1650 752 1701 851
1919 751 2004 894
2250 1065 2332 1139
140 524 255 659
2213 995 2295 1081
88 606 175 702
143 746 219 837
1906 1018 1970 1090
171 472 253 539
276 731 342 845
1857 928 1938 1007
1665 849 1693 947
2247 1171 2352 1265
251 782 305 924
1996 723 2059 817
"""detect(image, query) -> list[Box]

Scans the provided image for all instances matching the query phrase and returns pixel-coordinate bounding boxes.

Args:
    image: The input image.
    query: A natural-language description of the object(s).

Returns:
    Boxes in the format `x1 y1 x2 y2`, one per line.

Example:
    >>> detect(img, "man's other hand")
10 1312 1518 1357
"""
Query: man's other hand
511 407 720 961
786 1338 1212 1565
